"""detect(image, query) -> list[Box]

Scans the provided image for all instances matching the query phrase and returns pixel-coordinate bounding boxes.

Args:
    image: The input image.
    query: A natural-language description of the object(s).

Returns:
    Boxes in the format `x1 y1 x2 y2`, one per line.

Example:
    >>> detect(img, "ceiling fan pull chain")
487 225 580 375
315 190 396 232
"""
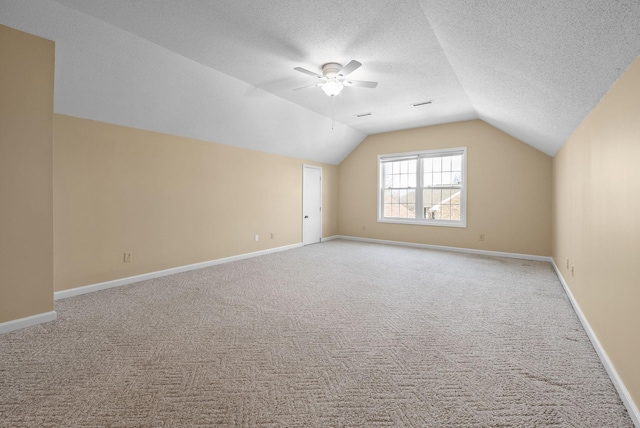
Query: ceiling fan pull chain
331 96 336 130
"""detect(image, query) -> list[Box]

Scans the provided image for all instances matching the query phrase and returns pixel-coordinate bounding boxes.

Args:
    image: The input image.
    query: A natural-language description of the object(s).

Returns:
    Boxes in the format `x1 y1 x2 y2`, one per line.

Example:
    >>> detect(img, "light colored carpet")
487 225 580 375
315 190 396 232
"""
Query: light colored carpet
0 240 633 427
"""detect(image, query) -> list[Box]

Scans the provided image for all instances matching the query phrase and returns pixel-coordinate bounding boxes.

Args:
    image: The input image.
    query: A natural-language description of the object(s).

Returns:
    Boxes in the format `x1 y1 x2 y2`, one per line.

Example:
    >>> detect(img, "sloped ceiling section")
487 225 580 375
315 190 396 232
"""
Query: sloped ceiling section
0 0 366 164
2 0 640 162
417 0 640 156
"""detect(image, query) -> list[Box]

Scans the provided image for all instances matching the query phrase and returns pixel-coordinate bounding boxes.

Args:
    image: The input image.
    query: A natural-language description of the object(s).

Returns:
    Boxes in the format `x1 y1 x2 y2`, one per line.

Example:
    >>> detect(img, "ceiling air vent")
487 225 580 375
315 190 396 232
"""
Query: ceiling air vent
411 100 433 107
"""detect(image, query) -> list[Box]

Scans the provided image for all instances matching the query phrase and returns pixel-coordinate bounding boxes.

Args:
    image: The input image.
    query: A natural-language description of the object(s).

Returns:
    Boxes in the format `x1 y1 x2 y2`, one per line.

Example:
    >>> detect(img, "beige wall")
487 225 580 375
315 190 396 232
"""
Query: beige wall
0 25 54 323
321 163 339 238
552 56 640 407
53 115 337 291
338 120 552 256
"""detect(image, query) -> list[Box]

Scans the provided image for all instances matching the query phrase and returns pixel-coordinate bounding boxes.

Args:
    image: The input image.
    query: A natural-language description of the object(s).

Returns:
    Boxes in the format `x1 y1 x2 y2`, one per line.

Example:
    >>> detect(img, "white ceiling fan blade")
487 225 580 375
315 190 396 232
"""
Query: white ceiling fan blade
343 79 378 88
338 60 362 77
292 83 323 91
294 67 323 79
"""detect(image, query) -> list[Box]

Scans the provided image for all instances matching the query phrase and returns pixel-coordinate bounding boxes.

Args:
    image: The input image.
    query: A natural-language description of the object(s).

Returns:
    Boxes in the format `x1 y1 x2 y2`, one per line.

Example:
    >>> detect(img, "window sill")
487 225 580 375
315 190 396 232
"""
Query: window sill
377 218 467 228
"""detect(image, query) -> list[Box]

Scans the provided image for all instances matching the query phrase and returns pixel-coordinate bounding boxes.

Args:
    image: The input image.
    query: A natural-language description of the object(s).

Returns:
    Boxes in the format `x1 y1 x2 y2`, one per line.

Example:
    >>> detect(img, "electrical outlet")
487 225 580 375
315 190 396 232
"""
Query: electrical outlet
271 233 275 240
571 266 575 277
566 259 570 269
254 234 259 242
479 233 485 241
362 225 366 231
123 252 132 263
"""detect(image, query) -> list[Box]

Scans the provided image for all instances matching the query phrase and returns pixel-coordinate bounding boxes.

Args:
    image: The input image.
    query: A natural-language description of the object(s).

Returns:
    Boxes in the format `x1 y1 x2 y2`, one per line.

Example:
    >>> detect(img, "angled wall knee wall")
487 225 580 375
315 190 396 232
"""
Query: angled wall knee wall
552 55 640 421
0 25 55 326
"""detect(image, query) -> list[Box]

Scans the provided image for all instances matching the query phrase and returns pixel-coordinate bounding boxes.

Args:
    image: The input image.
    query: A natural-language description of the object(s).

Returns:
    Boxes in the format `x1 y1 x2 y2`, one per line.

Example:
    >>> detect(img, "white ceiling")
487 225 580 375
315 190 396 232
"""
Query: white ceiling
2 0 639 164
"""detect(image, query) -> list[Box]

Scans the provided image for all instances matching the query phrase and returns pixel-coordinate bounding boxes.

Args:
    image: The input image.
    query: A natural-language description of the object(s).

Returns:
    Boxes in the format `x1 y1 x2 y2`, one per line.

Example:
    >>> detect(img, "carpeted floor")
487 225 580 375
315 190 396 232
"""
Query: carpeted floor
0 240 633 427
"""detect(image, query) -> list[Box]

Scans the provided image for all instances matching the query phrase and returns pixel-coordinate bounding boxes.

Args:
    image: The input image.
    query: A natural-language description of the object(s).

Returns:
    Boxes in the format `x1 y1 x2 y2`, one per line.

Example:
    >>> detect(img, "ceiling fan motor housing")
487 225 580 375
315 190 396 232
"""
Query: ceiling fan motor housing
322 63 342 78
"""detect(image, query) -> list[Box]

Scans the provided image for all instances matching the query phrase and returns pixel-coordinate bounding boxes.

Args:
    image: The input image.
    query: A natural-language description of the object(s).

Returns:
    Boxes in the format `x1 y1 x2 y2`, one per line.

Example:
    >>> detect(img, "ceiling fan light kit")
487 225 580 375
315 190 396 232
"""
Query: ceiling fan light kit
322 79 343 97
320 63 343 97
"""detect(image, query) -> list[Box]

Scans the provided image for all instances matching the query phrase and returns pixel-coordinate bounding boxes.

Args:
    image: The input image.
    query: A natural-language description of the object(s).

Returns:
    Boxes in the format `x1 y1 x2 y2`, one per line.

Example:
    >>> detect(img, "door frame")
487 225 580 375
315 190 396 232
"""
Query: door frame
302 164 322 245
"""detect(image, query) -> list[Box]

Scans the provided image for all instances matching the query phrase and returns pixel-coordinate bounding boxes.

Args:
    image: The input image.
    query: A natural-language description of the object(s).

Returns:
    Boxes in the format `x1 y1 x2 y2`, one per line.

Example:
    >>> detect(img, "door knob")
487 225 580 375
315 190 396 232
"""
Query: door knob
304 215 309 218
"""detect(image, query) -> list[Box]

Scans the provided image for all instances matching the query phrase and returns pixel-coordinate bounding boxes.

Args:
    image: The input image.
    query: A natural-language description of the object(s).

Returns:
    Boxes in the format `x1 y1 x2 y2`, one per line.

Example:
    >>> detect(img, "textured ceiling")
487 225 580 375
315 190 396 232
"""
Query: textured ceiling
1 0 639 164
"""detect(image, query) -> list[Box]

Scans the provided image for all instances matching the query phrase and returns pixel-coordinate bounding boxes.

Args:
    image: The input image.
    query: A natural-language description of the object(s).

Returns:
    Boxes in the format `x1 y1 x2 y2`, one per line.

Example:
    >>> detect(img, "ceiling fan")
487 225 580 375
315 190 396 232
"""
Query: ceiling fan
293 60 378 97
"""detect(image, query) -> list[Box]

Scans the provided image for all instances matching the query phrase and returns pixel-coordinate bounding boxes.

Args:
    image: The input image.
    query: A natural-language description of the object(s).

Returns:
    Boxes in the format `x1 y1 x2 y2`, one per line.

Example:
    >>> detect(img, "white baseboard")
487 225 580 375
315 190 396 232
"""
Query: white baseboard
0 311 57 335
55 242 303 301
334 235 553 262
551 261 640 427
321 235 340 242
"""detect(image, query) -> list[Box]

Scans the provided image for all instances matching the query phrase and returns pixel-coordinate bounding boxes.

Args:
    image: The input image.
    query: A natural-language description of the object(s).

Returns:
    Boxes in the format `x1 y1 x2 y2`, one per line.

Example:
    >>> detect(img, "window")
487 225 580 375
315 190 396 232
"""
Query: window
378 147 466 227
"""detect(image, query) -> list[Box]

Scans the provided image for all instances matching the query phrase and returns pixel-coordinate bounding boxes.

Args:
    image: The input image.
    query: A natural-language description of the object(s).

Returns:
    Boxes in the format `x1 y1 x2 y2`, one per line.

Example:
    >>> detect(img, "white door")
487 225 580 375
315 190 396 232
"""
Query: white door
302 165 322 245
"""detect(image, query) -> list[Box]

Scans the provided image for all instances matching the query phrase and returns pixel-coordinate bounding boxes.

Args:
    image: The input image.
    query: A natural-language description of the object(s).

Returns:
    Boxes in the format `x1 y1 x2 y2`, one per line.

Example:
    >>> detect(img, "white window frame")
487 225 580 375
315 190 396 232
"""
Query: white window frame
377 147 467 228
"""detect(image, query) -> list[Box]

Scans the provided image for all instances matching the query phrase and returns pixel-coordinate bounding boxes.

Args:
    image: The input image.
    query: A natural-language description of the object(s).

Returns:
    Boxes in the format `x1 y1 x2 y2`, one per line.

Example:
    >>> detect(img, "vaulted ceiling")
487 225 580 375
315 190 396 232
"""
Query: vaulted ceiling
2 0 639 164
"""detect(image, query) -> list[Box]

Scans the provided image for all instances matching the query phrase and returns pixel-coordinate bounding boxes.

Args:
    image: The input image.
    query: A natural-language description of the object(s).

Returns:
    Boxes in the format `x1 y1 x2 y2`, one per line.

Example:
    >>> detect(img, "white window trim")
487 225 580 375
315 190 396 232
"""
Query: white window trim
377 147 467 228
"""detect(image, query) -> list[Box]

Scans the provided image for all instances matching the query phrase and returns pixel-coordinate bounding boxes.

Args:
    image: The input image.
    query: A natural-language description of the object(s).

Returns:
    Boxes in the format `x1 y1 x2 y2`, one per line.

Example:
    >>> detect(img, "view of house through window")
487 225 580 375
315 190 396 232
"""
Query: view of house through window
378 148 466 227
